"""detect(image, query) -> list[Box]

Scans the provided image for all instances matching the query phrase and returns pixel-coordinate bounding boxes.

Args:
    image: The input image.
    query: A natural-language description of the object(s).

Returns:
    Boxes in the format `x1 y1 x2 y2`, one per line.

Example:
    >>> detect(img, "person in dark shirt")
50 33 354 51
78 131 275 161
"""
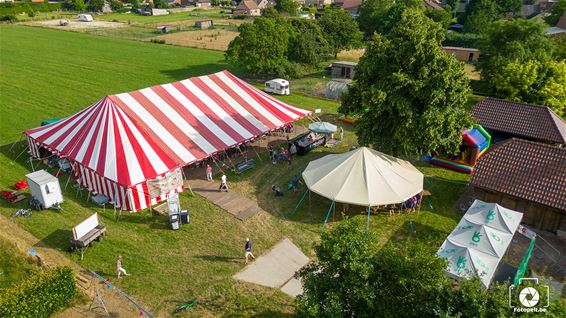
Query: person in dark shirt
244 238 255 264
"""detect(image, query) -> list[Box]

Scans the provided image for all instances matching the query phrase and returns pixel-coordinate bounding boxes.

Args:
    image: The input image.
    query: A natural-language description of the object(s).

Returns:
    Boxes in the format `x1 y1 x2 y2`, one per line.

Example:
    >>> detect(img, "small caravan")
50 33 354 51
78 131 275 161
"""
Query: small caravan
77 14 93 22
264 79 290 95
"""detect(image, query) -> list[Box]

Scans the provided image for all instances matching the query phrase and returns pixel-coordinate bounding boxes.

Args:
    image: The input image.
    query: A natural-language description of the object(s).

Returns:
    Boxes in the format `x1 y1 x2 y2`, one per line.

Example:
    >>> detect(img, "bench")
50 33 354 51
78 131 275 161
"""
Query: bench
70 213 106 260
236 159 255 174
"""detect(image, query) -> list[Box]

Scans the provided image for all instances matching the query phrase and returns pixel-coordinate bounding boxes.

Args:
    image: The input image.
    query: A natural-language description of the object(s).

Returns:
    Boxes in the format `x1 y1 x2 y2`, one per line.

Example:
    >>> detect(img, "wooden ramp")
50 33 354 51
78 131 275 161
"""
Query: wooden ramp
189 179 261 221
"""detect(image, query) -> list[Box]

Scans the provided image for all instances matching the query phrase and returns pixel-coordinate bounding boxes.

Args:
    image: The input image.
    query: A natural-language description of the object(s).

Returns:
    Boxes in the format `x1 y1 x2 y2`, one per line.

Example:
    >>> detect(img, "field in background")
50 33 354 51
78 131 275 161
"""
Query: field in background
154 28 239 51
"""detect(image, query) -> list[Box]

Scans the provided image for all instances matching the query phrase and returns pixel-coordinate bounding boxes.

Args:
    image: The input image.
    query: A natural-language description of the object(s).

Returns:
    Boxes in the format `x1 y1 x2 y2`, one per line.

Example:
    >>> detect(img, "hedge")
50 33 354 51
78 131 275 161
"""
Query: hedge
0 266 77 318
0 3 61 15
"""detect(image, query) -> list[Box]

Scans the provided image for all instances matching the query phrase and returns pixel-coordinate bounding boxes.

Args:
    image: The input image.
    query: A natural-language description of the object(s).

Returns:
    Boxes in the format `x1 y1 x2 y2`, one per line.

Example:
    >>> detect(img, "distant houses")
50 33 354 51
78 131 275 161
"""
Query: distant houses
333 0 361 16
234 0 261 17
546 11 566 38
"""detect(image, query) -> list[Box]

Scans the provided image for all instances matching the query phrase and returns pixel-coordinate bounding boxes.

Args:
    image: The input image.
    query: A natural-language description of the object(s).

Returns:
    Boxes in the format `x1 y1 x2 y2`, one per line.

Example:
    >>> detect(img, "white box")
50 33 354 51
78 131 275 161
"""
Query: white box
26 170 63 209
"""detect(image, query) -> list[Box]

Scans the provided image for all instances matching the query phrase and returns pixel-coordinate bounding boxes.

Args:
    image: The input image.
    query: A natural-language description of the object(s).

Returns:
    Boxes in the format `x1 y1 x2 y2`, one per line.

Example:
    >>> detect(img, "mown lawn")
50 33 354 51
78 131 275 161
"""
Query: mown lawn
0 25 472 316
97 9 227 25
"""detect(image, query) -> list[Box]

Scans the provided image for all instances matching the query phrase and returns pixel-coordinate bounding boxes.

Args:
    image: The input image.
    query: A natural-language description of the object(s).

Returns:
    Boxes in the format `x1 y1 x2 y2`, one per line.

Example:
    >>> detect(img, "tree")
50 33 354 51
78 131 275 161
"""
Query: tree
478 19 556 92
340 8 472 156
425 7 454 29
261 6 280 18
153 0 168 9
462 0 500 33
295 218 380 317
357 0 393 38
288 19 329 65
495 0 522 16
274 0 299 16
545 0 566 26
63 0 86 11
317 9 362 57
492 60 566 116
87 0 104 11
226 18 295 77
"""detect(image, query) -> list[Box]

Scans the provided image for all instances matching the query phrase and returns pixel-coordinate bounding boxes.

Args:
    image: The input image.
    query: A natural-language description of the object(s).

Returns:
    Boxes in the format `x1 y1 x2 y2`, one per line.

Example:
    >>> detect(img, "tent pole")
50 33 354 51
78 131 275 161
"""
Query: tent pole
8 134 24 153
366 206 371 237
291 189 309 215
323 201 335 227
64 172 73 190
29 157 35 172
13 147 29 163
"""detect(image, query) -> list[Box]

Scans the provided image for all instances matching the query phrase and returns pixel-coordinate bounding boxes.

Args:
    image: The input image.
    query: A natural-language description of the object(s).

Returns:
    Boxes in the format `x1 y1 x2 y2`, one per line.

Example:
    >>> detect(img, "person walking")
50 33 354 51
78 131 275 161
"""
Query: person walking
244 238 255 264
268 145 274 162
206 164 213 182
117 256 129 278
219 173 228 192
339 126 344 141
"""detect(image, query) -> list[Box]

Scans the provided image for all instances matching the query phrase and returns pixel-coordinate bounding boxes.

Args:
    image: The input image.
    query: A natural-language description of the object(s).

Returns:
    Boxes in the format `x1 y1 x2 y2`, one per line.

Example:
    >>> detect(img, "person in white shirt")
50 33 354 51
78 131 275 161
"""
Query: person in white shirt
219 173 228 192
117 256 129 278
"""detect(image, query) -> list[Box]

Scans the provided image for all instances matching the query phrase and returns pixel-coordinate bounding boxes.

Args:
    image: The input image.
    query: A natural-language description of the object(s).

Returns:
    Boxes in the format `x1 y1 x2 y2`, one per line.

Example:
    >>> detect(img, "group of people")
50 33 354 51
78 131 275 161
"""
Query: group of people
269 145 294 166
271 174 302 197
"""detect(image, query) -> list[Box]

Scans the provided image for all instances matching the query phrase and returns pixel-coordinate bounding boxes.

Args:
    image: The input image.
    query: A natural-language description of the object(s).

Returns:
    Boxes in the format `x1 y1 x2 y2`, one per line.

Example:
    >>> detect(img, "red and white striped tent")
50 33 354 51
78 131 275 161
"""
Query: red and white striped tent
25 71 312 211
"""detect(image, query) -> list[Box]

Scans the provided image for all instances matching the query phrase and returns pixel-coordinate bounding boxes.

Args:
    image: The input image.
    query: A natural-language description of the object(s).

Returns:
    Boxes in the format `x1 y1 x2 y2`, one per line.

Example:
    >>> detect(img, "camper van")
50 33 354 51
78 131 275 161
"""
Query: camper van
264 79 290 95
77 14 93 22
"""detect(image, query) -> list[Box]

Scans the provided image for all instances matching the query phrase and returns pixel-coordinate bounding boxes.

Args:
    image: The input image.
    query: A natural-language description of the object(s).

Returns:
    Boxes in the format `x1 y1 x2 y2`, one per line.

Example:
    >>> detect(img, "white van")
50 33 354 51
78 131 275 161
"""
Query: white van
264 79 290 95
77 14 93 22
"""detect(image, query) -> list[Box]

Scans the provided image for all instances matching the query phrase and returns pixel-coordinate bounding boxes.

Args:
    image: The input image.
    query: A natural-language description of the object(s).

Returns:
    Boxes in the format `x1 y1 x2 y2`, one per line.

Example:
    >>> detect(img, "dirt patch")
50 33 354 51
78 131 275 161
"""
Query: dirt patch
152 29 238 51
32 19 128 30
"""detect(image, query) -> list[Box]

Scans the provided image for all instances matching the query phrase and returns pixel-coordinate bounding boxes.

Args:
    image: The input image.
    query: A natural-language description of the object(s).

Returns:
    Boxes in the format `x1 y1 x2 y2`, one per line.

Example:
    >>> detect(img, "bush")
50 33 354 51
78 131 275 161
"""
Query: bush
0 266 77 318
0 2 60 15
0 14 16 22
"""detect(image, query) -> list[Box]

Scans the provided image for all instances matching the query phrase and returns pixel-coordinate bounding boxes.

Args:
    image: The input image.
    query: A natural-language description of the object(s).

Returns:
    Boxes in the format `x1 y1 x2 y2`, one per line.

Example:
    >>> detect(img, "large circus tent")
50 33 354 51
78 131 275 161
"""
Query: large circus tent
24 71 312 211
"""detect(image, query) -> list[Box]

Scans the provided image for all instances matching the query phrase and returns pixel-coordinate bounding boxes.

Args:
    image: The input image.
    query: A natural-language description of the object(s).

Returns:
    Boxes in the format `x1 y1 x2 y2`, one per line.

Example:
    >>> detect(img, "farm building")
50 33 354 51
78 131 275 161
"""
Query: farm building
469 138 566 233
443 46 479 63
325 80 349 100
195 20 213 29
234 0 261 16
331 61 357 79
24 71 311 212
195 0 212 9
156 25 171 33
470 98 566 146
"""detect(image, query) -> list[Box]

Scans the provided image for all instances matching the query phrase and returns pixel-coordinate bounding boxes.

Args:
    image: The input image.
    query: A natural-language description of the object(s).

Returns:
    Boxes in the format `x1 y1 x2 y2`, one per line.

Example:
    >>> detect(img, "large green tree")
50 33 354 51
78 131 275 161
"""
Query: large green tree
492 60 566 116
226 18 294 76
340 8 472 156
288 19 329 66
275 0 300 16
357 0 393 38
462 0 500 33
477 18 566 110
317 9 362 57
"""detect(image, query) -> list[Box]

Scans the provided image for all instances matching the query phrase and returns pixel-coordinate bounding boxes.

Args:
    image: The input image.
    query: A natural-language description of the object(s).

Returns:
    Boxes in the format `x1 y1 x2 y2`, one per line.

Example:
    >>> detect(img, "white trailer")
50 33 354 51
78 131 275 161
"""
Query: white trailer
77 14 94 22
26 170 63 209
264 79 290 95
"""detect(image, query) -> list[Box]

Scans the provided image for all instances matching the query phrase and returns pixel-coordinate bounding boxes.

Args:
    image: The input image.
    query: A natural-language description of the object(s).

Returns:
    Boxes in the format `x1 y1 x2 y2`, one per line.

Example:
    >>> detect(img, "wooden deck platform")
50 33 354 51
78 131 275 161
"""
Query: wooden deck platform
189 179 261 221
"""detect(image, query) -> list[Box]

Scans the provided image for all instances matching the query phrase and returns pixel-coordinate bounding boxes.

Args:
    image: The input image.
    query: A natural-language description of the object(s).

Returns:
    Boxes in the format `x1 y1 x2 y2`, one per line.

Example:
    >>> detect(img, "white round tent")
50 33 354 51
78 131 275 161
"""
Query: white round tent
301 147 424 232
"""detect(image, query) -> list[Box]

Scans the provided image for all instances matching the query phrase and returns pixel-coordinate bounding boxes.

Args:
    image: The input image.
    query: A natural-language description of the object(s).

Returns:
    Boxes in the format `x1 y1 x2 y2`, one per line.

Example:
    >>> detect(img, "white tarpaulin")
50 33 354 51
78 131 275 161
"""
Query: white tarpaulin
437 200 523 288
301 147 423 206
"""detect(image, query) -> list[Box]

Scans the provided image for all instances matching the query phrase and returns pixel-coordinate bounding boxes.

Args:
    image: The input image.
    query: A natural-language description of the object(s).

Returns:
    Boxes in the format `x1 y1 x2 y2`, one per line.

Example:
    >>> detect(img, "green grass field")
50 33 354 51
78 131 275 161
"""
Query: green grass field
0 25 470 316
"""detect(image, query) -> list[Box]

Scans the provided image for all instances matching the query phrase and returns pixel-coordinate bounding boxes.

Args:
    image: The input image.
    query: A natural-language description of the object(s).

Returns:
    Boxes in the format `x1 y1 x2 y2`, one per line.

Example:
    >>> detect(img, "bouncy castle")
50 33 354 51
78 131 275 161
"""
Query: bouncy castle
425 125 491 174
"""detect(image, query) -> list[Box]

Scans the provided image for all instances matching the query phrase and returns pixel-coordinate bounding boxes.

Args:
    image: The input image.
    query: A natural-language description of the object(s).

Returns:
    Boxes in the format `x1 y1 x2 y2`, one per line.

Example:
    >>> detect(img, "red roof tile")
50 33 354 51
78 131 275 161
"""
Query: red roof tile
471 98 566 145
470 138 566 211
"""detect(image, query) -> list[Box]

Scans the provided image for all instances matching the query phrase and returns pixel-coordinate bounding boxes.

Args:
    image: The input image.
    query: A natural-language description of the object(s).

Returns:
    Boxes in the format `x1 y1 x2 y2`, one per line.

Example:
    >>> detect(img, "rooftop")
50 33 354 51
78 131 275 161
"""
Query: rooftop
470 139 566 212
470 98 566 145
